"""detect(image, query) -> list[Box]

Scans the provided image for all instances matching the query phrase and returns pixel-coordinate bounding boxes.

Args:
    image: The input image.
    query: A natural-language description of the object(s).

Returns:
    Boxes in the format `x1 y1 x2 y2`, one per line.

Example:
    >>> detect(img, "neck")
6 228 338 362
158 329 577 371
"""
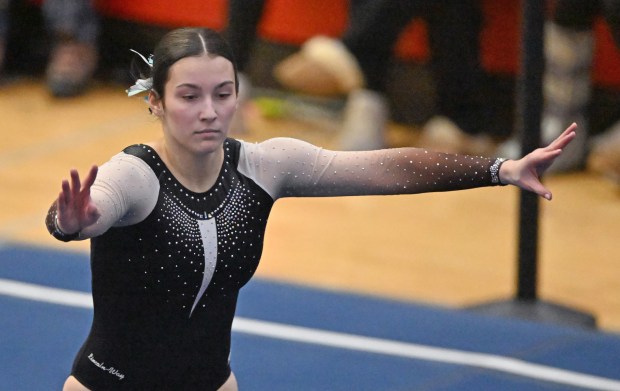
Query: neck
152 139 224 193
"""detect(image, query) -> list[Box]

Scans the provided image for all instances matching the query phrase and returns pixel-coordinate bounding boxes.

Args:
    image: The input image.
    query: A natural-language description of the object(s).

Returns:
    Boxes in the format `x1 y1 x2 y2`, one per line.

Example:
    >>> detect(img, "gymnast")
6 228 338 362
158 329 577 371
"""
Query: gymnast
46 27 577 390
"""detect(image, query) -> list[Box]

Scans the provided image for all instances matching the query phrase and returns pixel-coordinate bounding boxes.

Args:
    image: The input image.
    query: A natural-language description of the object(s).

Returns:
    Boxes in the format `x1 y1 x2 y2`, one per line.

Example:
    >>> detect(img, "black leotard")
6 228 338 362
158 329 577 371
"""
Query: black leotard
47 137 504 389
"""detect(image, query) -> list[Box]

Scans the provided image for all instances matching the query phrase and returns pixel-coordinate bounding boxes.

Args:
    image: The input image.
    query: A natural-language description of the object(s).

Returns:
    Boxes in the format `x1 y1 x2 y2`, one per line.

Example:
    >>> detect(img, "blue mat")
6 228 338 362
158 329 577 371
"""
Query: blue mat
1 243 619 390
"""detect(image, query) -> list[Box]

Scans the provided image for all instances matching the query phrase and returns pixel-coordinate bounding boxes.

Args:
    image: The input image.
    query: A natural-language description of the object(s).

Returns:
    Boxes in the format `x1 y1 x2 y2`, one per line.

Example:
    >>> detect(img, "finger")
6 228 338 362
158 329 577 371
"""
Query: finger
70 169 81 197
565 122 578 134
57 188 71 217
57 191 66 213
559 122 578 137
535 149 563 174
529 181 553 200
543 148 563 161
526 147 560 165
60 179 72 205
554 130 576 149
546 133 573 151
547 124 577 150
81 165 99 195
553 122 578 141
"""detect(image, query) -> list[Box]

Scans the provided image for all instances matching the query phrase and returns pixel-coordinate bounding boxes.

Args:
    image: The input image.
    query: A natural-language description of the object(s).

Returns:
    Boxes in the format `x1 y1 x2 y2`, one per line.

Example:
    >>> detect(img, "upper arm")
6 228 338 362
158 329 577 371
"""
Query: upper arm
80 152 160 237
236 138 412 198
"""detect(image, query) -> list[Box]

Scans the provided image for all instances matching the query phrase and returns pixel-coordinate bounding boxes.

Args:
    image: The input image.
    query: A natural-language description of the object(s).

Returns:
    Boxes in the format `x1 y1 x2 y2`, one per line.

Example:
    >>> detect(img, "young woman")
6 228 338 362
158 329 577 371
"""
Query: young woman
47 27 577 390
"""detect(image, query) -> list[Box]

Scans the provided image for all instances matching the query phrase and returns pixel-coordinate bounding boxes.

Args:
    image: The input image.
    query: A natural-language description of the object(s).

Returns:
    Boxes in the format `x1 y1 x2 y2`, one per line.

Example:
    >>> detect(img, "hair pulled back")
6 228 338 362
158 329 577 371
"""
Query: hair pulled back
151 27 239 97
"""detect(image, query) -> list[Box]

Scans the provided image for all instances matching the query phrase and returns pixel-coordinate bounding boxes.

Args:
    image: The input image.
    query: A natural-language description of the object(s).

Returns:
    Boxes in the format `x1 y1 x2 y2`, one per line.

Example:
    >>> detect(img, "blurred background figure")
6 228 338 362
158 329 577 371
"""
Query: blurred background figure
224 0 266 134
273 0 496 155
498 0 620 176
0 0 8 75
1 0 99 96
42 0 99 97
580 0 620 182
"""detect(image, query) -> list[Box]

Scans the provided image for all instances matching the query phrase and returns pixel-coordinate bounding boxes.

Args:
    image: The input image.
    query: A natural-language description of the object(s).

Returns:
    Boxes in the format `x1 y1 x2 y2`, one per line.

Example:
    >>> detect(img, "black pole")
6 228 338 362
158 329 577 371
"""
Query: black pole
468 0 595 328
516 0 545 301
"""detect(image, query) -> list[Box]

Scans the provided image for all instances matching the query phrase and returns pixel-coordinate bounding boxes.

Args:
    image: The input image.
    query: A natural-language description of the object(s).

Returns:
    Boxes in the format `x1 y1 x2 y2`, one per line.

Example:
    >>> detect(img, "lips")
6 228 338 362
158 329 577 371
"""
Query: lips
194 129 219 134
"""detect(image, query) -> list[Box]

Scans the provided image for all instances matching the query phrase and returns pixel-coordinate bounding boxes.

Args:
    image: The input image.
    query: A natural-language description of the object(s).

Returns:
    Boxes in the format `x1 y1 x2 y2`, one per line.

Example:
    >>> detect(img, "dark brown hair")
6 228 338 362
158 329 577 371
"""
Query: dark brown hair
151 27 239 97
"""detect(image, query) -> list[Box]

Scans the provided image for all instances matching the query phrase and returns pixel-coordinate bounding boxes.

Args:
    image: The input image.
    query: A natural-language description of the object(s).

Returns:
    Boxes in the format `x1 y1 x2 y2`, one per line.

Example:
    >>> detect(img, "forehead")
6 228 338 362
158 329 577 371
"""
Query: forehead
167 54 235 87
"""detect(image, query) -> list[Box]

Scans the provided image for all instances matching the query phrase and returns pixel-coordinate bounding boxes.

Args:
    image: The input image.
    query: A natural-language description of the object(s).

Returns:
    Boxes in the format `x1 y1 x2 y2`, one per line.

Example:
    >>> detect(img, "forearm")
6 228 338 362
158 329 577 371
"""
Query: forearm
309 148 506 197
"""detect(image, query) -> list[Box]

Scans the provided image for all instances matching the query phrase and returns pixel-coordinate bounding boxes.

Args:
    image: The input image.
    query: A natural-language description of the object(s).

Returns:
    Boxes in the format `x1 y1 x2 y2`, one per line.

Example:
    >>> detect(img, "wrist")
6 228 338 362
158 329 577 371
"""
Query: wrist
53 214 80 242
490 158 508 186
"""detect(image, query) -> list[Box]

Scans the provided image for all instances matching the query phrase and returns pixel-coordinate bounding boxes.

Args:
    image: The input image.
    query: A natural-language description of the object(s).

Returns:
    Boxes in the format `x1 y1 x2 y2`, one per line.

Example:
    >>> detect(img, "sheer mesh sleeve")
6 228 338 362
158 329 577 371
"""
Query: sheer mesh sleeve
46 152 160 240
238 137 504 200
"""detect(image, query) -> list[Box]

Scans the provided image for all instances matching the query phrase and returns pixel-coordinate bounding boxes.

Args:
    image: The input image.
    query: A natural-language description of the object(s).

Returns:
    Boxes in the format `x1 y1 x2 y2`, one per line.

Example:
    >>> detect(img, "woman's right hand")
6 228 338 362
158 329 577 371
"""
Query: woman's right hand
56 165 100 234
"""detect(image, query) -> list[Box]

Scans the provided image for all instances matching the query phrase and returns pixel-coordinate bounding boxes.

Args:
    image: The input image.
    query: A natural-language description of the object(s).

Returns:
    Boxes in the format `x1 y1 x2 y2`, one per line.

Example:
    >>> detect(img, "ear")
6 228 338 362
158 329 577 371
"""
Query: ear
148 90 163 116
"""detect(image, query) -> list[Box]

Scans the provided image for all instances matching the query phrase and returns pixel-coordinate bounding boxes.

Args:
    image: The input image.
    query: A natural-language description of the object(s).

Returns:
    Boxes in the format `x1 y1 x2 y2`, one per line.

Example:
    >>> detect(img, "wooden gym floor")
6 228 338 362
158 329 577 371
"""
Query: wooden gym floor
1 78 618 333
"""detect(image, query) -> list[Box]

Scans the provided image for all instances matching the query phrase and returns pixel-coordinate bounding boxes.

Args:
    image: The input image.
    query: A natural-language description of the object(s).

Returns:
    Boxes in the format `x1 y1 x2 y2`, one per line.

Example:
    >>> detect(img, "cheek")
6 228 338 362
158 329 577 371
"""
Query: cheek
221 100 238 120
166 104 196 125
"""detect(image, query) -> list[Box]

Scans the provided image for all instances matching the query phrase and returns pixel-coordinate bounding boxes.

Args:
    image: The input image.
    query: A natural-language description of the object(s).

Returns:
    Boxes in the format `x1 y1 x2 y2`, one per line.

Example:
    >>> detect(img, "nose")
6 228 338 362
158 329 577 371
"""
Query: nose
200 98 217 121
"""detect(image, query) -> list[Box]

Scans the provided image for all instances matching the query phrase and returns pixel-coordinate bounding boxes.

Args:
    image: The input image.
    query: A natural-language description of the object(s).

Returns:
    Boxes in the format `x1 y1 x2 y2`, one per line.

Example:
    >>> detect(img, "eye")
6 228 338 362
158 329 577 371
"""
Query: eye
183 94 198 101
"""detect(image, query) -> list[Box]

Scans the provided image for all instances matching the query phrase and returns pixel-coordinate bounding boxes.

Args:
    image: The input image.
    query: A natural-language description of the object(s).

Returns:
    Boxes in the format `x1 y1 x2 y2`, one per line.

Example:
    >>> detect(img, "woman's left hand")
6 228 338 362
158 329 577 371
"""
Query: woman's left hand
499 123 577 200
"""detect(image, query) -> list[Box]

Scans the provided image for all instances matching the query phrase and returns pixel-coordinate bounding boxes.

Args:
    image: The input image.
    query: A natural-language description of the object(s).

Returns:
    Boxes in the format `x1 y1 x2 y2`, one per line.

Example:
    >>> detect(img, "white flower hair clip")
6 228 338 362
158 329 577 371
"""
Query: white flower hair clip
126 49 154 97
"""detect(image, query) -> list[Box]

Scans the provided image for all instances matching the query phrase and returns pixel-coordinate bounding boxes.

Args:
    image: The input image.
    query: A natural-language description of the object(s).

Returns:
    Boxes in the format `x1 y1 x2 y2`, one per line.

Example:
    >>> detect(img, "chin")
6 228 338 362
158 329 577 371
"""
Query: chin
193 138 226 154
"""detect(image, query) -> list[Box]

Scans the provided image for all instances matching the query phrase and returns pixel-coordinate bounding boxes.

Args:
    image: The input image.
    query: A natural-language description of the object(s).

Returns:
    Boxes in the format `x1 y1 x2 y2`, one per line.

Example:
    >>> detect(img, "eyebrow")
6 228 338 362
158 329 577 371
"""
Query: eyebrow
175 81 235 90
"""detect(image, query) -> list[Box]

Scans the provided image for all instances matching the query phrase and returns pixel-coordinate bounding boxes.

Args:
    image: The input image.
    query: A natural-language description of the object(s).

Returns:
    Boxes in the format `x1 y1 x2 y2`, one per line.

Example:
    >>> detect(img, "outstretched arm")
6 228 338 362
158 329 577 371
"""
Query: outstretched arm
239 123 578 200
499 123 577 200
45 151 162 242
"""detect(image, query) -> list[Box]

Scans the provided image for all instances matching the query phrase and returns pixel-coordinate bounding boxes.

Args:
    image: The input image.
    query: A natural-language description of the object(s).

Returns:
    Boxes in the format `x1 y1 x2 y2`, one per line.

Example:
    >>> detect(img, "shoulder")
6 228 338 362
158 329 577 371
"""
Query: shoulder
97 146 160 190
233 137 334 199
237 137 321 158
121 144 165 177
